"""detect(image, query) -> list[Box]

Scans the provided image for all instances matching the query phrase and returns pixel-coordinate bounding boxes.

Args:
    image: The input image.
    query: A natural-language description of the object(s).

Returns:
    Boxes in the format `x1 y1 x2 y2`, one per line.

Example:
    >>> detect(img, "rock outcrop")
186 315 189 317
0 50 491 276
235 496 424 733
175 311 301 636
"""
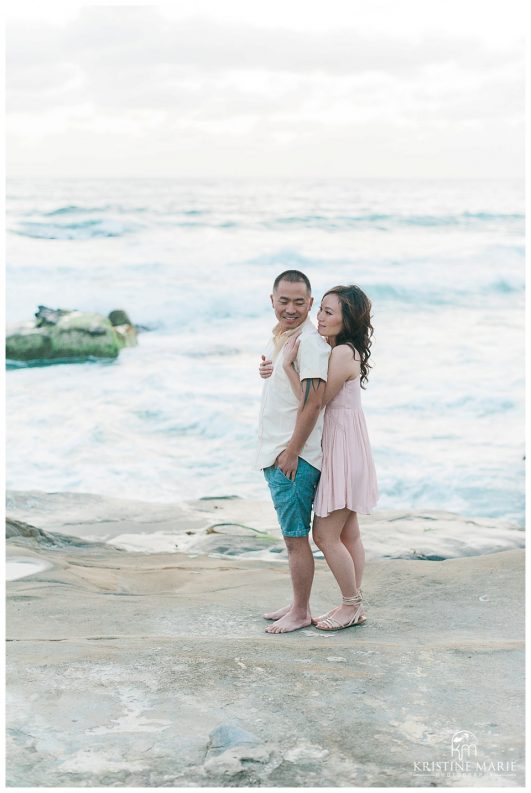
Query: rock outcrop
6 305 137 362
5 491 525 787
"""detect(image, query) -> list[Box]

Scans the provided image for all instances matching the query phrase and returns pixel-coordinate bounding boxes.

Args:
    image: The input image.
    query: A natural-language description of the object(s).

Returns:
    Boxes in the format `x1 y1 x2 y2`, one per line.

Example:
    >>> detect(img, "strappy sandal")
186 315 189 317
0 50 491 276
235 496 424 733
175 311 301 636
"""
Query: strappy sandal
314 590 367 631
311 589 364 625
311 607 337 626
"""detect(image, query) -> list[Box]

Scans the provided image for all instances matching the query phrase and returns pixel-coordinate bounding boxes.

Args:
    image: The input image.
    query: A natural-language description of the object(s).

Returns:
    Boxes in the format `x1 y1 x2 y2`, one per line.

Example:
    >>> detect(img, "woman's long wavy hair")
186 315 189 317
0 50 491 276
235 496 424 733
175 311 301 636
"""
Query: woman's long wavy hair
323 285 374 388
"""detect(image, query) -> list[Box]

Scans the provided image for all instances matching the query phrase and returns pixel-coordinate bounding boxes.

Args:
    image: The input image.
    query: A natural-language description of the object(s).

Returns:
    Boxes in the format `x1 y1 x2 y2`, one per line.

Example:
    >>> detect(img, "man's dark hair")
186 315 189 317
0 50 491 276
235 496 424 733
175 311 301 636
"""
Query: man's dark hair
273 270 311 293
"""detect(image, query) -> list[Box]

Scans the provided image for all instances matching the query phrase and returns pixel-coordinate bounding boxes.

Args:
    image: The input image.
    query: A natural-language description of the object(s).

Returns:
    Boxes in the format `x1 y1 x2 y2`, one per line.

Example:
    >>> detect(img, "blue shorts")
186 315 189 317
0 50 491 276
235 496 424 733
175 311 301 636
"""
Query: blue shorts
263 457 321 538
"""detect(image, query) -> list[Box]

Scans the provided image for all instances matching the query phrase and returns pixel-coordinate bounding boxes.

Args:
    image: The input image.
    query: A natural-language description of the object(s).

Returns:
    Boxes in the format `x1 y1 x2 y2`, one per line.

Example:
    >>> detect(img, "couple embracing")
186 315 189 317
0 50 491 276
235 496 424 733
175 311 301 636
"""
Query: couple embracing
256 269 378 634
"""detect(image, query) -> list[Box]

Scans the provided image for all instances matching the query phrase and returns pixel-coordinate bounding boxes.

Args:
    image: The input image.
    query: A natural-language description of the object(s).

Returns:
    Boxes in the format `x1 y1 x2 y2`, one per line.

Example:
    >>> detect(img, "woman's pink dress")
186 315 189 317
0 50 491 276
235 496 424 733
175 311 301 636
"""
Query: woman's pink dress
313 377 378 517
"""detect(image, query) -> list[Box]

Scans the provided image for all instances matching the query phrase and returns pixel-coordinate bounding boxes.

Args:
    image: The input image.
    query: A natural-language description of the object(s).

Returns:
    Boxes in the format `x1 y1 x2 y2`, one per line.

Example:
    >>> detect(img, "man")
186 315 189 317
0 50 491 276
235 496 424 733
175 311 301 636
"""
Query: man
256 270 330 634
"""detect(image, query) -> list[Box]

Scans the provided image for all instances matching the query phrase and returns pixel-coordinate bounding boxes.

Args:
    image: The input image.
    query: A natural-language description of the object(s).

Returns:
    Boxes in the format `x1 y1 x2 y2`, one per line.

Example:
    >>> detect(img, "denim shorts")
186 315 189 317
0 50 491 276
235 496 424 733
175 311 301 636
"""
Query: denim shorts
263 457 321 538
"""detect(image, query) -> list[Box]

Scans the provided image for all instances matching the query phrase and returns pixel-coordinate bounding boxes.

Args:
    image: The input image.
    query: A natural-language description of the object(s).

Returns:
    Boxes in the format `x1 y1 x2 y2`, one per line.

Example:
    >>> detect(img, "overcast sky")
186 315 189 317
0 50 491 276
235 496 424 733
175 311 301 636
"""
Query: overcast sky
6 0 525 178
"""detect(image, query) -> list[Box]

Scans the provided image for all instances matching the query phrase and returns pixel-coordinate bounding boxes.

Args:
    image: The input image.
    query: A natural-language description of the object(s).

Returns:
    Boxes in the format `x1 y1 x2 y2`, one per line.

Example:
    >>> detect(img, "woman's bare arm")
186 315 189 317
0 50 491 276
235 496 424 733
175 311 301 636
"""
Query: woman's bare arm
283 339 359 407
284 355 303 399
282 334 304 399
321 345 360 405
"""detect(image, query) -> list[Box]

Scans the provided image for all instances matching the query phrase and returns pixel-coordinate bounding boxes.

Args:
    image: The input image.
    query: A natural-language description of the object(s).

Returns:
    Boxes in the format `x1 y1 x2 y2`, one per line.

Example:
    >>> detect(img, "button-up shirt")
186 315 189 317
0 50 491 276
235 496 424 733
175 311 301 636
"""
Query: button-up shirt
255 317 330 471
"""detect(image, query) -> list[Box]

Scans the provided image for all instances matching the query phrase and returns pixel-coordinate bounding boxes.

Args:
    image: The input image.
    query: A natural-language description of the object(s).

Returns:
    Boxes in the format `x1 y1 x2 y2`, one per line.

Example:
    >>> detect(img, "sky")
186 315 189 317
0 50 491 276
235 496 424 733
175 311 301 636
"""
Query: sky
5 0 526 178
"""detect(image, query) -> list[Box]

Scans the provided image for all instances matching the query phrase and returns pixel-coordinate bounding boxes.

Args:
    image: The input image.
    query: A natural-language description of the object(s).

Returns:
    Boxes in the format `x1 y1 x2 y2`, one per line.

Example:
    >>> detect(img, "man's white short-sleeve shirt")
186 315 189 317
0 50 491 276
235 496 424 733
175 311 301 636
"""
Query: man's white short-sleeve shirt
256 317 331 471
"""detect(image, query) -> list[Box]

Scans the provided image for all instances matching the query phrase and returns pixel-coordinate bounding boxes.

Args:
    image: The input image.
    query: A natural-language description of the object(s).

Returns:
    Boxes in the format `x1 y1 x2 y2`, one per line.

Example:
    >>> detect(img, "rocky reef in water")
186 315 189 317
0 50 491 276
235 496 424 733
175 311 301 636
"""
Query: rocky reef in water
6 305 138 363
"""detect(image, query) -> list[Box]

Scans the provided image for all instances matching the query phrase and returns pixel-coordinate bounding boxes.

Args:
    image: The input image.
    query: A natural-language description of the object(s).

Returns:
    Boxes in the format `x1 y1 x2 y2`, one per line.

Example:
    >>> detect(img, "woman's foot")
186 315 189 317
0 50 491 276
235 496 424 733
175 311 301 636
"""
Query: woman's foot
315 591 366 631
312 589 364 624
315 603 366 630
311 606 340 625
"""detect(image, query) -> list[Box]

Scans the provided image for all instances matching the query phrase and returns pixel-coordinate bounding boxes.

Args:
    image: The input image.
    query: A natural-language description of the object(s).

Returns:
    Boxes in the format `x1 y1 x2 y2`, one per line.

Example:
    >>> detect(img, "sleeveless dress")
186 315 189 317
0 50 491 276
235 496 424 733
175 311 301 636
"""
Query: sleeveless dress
313 377 378 517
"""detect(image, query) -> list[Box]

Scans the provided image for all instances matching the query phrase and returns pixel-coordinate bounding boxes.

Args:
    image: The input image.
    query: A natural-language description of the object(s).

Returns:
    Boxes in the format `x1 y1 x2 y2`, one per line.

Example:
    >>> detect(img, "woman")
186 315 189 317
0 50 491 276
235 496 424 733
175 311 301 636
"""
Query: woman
283 285 378 631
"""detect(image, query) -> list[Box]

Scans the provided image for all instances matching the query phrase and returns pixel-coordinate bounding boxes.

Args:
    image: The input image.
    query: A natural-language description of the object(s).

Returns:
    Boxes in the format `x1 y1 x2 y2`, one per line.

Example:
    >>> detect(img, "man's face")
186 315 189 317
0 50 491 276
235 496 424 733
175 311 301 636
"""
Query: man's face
270 279 313 332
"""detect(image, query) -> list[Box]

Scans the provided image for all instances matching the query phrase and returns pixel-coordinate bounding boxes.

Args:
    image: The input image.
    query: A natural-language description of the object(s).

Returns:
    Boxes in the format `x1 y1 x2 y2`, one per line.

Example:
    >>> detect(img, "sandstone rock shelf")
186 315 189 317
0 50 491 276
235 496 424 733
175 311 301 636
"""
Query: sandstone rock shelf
5 491 525 786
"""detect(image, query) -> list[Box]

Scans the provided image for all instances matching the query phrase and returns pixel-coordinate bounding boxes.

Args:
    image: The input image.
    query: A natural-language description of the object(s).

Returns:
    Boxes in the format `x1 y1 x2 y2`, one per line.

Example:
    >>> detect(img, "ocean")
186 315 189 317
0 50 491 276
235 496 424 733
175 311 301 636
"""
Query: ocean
6 177 525 530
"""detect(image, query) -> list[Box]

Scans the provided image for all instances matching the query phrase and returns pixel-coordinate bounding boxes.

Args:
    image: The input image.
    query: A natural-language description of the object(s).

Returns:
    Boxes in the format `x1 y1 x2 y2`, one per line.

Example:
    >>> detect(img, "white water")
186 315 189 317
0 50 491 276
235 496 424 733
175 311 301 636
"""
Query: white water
6 178 525 531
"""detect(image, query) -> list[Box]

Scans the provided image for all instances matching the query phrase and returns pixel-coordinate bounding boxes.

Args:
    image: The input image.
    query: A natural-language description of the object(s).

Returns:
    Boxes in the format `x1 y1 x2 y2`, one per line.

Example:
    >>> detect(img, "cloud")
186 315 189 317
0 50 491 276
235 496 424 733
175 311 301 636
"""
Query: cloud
9 6 522 72
5 5 524 177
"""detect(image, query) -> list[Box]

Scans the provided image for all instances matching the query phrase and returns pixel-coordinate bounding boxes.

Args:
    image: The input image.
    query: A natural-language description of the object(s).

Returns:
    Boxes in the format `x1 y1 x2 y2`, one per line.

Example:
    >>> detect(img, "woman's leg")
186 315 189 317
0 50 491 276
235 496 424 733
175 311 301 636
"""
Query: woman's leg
340 511 365 591
313 508 365 627
313 508 359 596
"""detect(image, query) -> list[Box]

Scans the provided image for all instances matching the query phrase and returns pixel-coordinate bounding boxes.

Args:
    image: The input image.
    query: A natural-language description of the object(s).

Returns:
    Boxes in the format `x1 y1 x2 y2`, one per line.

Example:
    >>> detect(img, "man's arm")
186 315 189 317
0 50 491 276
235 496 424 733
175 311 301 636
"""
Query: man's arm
276 377 325 480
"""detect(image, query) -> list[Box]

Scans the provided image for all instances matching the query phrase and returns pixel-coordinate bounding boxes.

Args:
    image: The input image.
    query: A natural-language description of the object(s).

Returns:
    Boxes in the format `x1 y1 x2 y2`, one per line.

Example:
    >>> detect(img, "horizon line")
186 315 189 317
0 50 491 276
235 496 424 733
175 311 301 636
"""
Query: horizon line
5 174 524 181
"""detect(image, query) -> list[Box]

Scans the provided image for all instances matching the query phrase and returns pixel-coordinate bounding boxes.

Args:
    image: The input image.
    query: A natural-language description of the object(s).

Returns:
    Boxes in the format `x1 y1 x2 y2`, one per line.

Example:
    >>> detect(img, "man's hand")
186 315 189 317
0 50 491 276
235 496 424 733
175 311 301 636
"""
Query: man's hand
275 448 299 481
259 354 273 379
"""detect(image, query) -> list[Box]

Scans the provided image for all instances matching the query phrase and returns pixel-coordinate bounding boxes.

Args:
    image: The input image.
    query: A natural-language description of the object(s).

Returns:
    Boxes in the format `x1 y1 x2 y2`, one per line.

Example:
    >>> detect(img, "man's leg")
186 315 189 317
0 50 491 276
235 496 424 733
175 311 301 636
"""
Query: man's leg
262 463 293 619
264 459 320 633
265 536 314 633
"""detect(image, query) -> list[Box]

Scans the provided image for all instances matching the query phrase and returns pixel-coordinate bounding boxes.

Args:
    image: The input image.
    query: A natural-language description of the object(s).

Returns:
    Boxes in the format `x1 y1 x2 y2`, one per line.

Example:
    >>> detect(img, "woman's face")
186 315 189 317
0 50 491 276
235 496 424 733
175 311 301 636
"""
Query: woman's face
317 293 343 339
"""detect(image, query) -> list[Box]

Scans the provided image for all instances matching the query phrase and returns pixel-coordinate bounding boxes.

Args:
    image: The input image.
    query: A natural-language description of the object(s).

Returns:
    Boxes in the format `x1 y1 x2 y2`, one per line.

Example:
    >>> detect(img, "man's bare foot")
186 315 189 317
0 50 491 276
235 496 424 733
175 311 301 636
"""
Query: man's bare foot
263 604 292 621
265 607 312 634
